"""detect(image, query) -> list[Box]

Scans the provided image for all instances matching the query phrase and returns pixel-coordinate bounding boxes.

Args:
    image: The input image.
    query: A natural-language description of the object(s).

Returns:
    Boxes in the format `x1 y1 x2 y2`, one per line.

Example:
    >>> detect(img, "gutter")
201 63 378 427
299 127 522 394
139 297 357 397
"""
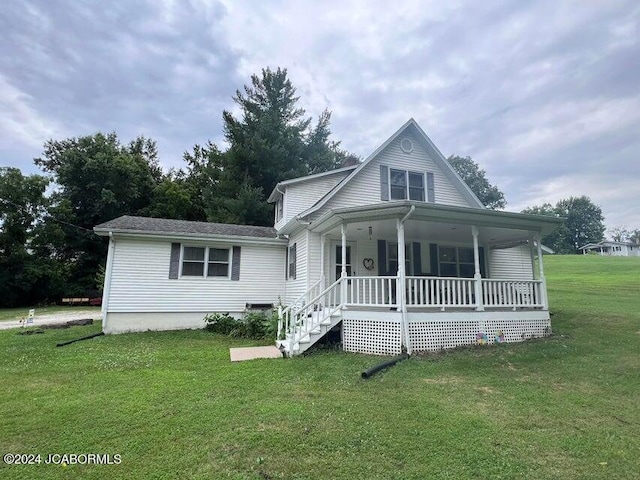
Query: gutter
93 229 288 246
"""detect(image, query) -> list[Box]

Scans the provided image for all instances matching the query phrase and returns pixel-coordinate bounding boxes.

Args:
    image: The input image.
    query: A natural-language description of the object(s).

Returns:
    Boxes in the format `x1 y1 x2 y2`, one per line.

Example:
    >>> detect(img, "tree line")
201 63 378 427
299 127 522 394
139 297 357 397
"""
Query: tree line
1 68 357 307
0 68 622 308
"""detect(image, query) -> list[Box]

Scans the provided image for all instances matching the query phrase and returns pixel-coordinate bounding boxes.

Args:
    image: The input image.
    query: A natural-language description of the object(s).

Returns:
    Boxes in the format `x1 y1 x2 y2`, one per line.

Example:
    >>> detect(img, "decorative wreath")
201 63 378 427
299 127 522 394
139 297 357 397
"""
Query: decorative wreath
362 258 375 270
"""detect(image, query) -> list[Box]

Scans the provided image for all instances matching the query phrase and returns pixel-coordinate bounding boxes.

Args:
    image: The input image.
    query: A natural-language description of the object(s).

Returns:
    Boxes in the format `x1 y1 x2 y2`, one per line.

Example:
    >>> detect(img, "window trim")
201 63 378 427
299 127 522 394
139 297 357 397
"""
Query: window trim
179 245 231 279
287 243 297 280
388 168 426 201
275 196 284 222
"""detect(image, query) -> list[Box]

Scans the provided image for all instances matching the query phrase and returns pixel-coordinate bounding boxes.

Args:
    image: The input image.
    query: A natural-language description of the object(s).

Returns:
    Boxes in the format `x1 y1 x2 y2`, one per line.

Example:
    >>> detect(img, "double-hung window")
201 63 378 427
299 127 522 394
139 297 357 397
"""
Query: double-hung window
387 242 412 275
287 243 297 280
389 169 425 201
439 246 474 278
207 248 230 277
275 197 283 222
181 246 230 278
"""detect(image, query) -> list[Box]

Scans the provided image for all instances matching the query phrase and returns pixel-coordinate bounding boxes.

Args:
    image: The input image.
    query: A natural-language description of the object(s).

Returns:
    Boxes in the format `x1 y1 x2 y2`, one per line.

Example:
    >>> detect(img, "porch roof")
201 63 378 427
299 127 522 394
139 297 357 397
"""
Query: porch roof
305 201 564 237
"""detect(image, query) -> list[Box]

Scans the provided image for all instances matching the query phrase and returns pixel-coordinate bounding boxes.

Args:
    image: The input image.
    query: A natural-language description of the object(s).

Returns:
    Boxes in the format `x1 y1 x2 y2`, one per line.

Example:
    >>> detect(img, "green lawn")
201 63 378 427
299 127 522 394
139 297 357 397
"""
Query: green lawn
0 305 101 322
0 255 638 479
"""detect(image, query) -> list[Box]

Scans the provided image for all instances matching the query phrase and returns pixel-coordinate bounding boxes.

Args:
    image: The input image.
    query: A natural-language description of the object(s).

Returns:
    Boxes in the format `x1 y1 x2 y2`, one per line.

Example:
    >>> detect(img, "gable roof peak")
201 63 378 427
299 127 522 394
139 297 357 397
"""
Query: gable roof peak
298 118 485 218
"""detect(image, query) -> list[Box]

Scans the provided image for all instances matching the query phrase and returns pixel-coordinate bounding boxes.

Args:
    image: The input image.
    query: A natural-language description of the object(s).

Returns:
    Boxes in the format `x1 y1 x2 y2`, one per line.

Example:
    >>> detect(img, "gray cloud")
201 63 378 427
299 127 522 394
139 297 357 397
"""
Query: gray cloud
1 0 638 228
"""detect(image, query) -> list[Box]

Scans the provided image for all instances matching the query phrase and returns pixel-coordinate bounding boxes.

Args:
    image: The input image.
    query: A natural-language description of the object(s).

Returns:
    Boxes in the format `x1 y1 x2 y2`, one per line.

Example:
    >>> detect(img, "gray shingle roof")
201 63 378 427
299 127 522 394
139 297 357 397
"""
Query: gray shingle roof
94 215 278 239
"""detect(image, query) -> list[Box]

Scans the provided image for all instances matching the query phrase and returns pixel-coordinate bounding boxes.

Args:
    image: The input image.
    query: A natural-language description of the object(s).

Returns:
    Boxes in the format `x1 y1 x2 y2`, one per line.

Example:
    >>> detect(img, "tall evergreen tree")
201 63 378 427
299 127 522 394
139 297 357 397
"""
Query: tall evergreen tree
204 67 354 226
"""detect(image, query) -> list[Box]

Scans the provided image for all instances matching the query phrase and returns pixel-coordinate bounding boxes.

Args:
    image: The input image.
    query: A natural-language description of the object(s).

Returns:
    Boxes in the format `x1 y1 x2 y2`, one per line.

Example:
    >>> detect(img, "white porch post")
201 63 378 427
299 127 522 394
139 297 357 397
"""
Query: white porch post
396 218 411 353
528 233 537 277
536 233 548 310
341 223 347 306
320 233 326 291
472 226 484 311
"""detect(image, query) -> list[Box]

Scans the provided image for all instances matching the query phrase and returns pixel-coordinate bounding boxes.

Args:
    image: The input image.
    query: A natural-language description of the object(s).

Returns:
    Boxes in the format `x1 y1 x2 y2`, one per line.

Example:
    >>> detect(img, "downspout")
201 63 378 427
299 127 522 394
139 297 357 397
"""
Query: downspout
401 205 416 225
101 232 116 333
398 205 415 354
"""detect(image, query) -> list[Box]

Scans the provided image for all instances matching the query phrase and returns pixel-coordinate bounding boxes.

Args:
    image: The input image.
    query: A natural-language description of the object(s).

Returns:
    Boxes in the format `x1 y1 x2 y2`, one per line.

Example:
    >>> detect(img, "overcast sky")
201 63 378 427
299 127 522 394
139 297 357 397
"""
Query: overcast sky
1 0 638 230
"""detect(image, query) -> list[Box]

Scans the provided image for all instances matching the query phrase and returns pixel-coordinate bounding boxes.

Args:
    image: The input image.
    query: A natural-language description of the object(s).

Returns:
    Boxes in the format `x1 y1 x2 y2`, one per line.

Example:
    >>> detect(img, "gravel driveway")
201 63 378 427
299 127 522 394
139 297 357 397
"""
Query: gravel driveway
0 310 102 331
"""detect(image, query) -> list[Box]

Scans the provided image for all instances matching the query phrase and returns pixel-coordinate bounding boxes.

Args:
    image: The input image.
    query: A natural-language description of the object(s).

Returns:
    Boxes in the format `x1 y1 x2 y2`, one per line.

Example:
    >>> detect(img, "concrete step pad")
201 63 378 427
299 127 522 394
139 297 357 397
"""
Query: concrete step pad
229 346 283 362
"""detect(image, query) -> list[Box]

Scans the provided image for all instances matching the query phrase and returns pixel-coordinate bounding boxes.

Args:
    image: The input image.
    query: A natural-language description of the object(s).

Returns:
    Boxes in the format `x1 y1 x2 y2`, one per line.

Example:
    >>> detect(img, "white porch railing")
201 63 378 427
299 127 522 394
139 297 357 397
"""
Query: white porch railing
278 276 546 340
344 276 398 307
406 276 477 308
481 279 544 308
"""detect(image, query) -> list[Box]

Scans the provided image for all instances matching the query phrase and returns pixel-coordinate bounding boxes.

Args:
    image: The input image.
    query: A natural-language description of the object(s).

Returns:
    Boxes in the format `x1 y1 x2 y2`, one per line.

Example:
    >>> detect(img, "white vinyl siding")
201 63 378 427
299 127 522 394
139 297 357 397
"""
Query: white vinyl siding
307 231 322 287
280 171 350 226
107 237 285 313
285 229 308 304
488 245 534 280
315 133 473 218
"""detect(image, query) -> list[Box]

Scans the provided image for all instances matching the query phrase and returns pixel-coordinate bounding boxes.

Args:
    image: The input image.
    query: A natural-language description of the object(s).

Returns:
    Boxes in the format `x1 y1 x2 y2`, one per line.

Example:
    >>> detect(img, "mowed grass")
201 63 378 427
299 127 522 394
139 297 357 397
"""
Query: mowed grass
0 256 638 479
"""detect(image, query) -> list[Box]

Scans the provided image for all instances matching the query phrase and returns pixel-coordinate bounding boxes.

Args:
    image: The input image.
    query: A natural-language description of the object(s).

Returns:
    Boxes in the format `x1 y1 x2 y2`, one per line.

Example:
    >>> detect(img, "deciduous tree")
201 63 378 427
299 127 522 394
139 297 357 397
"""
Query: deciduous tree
447 155 506 209
0 168 64 306
608 225 630 242
522 196 605 253
34 132 164 292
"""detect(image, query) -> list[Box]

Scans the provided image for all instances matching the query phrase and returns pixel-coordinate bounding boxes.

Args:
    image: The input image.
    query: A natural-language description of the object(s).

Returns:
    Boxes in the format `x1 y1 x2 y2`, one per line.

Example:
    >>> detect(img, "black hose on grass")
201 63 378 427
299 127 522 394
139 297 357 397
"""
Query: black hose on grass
361 353 409 379
56 331 104 347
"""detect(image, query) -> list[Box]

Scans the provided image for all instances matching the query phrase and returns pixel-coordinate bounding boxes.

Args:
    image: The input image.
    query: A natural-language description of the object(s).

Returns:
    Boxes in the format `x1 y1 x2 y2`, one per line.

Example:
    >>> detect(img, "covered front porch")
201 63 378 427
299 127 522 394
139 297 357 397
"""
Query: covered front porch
278 201 562 356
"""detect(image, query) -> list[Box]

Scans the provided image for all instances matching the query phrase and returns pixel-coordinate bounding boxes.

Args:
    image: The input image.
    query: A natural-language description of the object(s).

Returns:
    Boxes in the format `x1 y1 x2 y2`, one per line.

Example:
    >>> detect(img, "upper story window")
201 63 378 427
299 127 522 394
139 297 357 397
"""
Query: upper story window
181 246 230 278
389 169 425 201
275 197 284 222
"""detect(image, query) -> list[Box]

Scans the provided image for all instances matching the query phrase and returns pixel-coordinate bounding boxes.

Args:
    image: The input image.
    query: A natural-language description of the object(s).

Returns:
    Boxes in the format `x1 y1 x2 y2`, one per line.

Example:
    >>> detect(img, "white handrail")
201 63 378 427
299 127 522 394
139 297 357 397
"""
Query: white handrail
278 278 343 353
277 277 323 338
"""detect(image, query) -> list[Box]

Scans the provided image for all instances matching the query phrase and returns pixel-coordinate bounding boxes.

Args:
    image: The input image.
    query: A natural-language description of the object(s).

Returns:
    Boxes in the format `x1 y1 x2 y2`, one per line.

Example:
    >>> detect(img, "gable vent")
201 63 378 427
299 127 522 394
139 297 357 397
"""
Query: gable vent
400 137 413 153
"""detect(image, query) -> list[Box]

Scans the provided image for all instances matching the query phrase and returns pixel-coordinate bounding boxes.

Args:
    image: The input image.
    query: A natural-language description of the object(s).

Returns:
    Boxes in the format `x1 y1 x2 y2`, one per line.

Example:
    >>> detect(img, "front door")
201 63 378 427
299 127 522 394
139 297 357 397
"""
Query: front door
331 241 356 305
332 242 356 280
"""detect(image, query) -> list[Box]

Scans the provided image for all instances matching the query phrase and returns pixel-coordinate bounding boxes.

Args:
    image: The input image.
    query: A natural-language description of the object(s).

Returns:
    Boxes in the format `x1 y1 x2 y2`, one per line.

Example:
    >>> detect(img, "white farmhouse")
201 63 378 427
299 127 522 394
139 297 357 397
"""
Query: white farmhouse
95 119 562 356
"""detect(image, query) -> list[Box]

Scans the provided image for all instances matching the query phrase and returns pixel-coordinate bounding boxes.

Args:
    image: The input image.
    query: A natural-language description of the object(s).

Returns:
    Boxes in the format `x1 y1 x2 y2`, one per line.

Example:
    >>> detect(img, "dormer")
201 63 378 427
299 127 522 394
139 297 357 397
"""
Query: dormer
268 165 357 230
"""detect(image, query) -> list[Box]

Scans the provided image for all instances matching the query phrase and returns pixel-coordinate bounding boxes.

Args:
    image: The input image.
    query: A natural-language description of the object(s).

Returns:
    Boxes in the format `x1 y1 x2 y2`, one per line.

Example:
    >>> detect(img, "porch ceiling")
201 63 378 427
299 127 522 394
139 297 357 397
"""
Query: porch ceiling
323 218 536 245
310 200 563 240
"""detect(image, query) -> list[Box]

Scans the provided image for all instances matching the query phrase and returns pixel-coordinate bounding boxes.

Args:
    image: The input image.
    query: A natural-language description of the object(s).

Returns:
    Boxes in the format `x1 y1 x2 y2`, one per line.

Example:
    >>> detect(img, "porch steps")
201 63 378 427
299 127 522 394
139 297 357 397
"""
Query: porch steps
278 310 342 356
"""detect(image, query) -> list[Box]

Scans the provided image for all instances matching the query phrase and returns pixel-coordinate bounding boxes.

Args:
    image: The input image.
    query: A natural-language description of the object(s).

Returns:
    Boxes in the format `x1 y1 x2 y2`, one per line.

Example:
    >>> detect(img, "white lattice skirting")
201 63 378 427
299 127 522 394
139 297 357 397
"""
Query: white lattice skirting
342 311 551 355
343 318 402 355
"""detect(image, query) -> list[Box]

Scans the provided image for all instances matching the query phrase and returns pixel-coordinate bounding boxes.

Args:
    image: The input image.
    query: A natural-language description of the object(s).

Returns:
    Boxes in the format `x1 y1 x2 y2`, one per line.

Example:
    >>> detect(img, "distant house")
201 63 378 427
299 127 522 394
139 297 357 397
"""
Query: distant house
95 118 563 356
579 240 640 257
